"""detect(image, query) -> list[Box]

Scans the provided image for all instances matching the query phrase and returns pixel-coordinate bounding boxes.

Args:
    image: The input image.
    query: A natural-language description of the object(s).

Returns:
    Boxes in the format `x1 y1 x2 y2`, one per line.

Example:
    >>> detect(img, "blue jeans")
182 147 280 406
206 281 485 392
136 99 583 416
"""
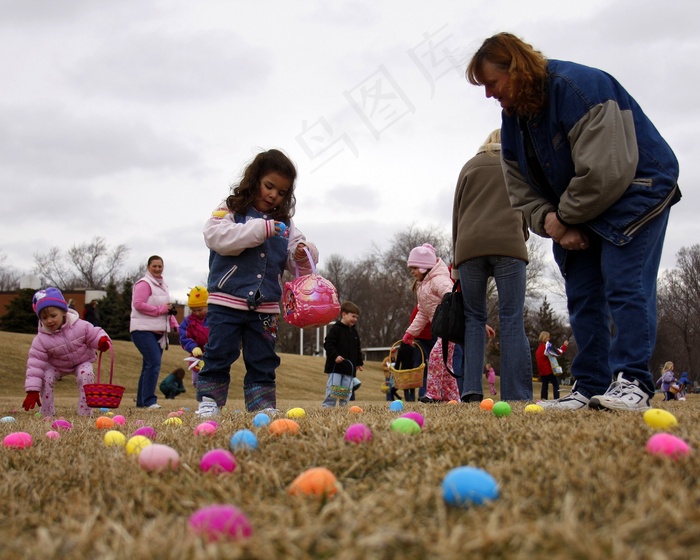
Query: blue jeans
197 304 279 397
459 256 532 401
131 331 164 407
555 208 670 398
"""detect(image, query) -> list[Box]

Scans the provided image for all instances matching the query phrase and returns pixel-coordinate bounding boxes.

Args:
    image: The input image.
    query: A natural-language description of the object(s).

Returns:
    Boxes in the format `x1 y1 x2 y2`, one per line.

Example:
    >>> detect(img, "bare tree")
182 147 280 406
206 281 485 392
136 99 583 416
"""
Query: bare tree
33 237 129 290
0 251 22 290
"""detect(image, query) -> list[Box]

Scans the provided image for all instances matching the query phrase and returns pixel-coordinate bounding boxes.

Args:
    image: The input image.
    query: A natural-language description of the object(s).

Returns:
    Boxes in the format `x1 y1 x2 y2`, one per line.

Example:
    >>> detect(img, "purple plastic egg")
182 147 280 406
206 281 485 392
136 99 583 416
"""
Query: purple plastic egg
189 505 252 541
131 426 157 440
344 423 372 444
200 449 237 474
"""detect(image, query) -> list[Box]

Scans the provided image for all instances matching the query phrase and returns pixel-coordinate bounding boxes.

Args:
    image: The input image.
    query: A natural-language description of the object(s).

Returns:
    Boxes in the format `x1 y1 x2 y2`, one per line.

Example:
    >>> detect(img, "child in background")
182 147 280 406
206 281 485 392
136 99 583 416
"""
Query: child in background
22 287 111 417
159 367 187 399
196 148 318 417
656 361 677 401
322 301 364 407
677 371 690 401
381 347 401 401
179 286 210 387
485 363 497 396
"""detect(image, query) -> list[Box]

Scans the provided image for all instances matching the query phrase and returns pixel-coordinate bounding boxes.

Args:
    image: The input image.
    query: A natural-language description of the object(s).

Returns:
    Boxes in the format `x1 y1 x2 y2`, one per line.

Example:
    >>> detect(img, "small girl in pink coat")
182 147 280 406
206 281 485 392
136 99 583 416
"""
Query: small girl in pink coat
22 287 112 417
485 363 497 396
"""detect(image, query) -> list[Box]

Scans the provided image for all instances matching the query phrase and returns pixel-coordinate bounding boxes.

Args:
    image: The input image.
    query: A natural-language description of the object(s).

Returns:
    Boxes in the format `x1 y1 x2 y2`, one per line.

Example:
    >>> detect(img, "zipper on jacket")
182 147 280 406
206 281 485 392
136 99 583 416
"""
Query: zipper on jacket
623 184 679 238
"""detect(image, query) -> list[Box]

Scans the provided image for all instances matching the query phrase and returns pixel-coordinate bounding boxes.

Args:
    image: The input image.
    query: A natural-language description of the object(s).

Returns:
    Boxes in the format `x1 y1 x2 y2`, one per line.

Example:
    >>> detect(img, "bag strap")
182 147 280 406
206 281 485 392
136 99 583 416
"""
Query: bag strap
293 246 316 278
96 346 115 385
442 281 461 378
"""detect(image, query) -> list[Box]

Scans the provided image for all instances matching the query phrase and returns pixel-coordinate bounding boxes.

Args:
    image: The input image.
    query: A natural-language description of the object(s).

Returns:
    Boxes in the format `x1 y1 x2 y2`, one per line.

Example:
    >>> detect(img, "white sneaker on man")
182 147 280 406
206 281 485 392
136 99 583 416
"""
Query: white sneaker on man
588 373 651 411
195 396 220 418
537 390 590 410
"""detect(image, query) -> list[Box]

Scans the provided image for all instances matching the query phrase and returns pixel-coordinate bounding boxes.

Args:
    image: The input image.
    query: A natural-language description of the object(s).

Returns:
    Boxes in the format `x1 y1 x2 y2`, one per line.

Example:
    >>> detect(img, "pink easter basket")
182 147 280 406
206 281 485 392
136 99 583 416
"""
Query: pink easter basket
84 347 125 409
282 247 341 328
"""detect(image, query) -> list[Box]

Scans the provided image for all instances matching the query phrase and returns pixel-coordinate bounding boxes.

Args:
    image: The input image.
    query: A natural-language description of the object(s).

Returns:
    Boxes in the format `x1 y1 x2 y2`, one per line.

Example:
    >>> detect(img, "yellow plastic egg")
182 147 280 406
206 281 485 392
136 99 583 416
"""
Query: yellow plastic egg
643 408 678 430
163 417 183 427
524 404 544 413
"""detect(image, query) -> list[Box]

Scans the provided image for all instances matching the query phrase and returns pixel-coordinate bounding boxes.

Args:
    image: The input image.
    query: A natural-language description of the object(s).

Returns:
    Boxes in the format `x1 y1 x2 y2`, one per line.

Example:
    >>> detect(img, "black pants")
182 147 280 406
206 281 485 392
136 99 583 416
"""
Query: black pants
540 375 560 400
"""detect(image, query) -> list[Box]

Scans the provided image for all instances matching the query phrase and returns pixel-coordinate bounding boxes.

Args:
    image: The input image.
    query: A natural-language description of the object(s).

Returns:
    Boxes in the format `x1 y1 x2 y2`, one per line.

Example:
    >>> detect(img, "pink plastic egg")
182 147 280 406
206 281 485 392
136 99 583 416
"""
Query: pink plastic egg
3 432 33 449
51 419 73 431
194 422 217 436
45 430 61 440
112 415 126 425
188 505 252 541
205 420 219 428
344 423 372 444
138 444 180 472
131 426 157 440
646 433 691 459
200 449 237 474
400 411 425 428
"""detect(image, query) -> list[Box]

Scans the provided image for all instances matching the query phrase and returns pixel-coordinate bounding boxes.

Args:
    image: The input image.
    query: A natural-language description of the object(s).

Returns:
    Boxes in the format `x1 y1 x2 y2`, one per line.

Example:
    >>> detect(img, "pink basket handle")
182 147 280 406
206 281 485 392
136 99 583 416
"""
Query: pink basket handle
293 246 316 278
96 346 115 384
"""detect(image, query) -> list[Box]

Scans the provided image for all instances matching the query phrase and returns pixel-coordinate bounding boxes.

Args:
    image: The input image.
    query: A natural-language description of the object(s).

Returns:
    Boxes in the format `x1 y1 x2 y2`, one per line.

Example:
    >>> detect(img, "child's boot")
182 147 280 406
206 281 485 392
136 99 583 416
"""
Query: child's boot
244 383 277 413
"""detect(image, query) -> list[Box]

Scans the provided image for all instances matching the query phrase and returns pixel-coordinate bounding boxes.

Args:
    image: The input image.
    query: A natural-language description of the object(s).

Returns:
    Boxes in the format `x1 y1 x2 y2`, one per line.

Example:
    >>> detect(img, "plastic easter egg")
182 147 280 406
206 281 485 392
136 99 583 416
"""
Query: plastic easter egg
104 430 127 447
205 420 219 428
479 398 495 411
51 419 73 431
100 407 109 413
194 422 217 436
3 432 33 449
126 435 152 456
200 449 237 474
95 416 115 430
167 411 180 418
389 400 404 412
134 419 146 427
132 426 157 440
400 411 425 428
442 466 500 508
268 419 300 436
288 467 339 498
391 417 421 434
524 404 544 413
348 405 364 414
643 409 678 430
46 430 61 440
112 415 126 425
163 417 183 427
344 423 372 444
286 407 306 419
138 443 180 472
230 429 258 451
253 412 271 428
448 400 459 405
492 402 512 417
646 433 691 459
188 504 252 542
1 416 16 423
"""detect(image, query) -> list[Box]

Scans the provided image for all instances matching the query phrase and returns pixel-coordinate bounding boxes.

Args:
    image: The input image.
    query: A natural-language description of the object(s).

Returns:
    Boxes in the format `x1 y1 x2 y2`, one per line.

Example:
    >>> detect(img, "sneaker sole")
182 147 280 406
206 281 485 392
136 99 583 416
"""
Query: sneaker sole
588 397 650 411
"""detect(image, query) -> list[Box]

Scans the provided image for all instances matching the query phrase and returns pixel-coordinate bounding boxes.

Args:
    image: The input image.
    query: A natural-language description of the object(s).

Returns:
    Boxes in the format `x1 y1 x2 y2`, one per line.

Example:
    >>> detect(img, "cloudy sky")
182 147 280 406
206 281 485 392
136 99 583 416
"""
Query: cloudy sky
1 0 697 304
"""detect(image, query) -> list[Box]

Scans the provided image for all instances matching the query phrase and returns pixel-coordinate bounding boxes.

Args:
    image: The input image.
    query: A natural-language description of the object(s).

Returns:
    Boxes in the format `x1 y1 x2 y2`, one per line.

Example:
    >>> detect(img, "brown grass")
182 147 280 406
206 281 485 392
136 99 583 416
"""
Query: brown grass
1 331 698 559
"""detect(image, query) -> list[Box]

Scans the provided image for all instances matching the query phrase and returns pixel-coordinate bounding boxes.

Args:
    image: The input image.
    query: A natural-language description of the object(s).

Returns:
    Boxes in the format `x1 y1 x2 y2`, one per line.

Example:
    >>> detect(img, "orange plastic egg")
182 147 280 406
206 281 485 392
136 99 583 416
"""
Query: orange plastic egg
268 419 300 436
288 467 339 498
95 416 115 429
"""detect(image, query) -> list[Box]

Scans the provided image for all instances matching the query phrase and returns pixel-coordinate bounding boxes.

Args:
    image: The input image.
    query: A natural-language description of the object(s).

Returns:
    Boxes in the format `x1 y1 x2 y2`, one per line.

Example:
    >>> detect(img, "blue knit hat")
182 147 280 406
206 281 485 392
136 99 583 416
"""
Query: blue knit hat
32 287 68 316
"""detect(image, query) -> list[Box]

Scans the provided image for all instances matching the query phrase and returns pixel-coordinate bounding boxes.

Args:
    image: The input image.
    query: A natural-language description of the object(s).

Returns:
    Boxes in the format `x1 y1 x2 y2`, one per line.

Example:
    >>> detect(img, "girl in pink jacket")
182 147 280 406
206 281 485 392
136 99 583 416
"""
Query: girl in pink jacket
23 287 111 417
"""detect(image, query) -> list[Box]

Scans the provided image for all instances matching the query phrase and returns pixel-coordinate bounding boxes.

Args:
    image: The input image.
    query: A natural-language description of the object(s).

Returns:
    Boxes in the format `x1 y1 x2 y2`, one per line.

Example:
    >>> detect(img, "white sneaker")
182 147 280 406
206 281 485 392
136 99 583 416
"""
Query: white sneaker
195 396 219 418
537 390 590 410
147 403 162 410
588 373 651 411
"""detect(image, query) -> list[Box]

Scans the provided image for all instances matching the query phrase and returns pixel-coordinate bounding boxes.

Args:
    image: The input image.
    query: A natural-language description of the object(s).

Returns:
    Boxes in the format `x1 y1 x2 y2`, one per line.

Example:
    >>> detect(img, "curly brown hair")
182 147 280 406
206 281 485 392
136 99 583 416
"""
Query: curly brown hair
226 149 297 221
466 32 548 118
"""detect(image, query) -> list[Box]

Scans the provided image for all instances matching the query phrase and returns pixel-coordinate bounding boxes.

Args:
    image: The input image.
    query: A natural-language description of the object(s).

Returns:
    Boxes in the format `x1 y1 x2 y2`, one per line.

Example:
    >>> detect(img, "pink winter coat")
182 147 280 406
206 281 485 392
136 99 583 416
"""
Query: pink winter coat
406 258 454 338
25 309 108 392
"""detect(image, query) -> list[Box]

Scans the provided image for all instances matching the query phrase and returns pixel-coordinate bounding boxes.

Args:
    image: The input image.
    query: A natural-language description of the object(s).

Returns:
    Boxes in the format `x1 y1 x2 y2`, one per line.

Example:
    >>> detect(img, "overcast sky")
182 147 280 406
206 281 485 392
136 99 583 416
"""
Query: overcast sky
1 0 697 305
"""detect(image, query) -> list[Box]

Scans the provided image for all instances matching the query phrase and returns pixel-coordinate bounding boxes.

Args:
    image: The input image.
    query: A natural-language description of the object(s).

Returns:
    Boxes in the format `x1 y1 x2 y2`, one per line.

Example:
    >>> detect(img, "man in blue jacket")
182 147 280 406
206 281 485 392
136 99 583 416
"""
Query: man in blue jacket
467 32 681 411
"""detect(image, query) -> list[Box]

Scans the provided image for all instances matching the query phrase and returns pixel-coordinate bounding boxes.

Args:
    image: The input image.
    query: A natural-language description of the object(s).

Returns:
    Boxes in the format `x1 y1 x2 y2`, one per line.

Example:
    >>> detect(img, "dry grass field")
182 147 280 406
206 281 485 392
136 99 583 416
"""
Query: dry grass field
1 331 698 560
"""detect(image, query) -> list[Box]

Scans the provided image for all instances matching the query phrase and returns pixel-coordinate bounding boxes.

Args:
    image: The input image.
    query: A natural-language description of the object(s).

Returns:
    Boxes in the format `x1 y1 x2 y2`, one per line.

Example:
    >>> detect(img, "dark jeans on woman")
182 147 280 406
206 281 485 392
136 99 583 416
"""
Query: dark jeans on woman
540 374 560 400
131 330 164 407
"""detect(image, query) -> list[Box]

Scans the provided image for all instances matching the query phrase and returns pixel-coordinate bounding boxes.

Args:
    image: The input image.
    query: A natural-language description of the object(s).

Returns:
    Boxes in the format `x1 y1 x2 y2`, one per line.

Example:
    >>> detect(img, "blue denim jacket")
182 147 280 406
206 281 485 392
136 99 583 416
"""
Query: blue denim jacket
501 59 680 247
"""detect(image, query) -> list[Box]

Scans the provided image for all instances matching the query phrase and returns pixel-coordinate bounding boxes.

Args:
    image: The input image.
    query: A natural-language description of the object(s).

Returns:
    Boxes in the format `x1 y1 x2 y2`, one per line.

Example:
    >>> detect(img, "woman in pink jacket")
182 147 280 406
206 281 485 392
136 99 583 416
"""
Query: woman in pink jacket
23 287 111 417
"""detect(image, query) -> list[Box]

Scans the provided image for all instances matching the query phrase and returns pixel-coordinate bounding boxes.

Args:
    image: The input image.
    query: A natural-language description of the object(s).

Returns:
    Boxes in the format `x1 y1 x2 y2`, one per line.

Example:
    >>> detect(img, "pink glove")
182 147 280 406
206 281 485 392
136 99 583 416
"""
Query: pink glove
23 391 41 411
402 332 414 345
97 336 111 352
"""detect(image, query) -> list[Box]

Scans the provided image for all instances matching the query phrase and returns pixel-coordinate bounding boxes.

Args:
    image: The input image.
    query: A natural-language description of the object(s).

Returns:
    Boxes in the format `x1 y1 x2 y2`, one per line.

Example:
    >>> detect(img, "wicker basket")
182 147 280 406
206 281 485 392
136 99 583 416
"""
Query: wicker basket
84 348 125 409
389 340 425 390
329 360 354 399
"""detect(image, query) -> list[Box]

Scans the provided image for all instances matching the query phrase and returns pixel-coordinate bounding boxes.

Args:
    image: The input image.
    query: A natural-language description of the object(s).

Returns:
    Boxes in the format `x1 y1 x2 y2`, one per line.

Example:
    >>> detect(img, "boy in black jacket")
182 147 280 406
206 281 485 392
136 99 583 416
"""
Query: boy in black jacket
322 301 364 407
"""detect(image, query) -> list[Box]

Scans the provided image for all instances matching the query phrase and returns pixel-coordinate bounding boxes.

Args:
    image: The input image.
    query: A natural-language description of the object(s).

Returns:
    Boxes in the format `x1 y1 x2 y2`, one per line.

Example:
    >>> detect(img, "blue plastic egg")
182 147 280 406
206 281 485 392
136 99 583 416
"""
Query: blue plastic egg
442 466 500 508
389 400 404 412
253 412 271 428
230 429 258 451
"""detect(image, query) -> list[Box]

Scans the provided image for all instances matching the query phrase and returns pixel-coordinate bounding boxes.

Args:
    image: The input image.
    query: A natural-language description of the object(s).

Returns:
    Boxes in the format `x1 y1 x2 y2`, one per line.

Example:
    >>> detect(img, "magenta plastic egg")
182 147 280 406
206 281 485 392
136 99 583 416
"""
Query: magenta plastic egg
131 426 157 440
646 433 691 459
344 423 372 444
138 444 180 472
188 505 252 541
400 411 425 428
205 420 219 428
45 430 61 440
200 449 237 474
51 419 73 431
112 415 126 425
194 422 217 436
3 432 33 449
